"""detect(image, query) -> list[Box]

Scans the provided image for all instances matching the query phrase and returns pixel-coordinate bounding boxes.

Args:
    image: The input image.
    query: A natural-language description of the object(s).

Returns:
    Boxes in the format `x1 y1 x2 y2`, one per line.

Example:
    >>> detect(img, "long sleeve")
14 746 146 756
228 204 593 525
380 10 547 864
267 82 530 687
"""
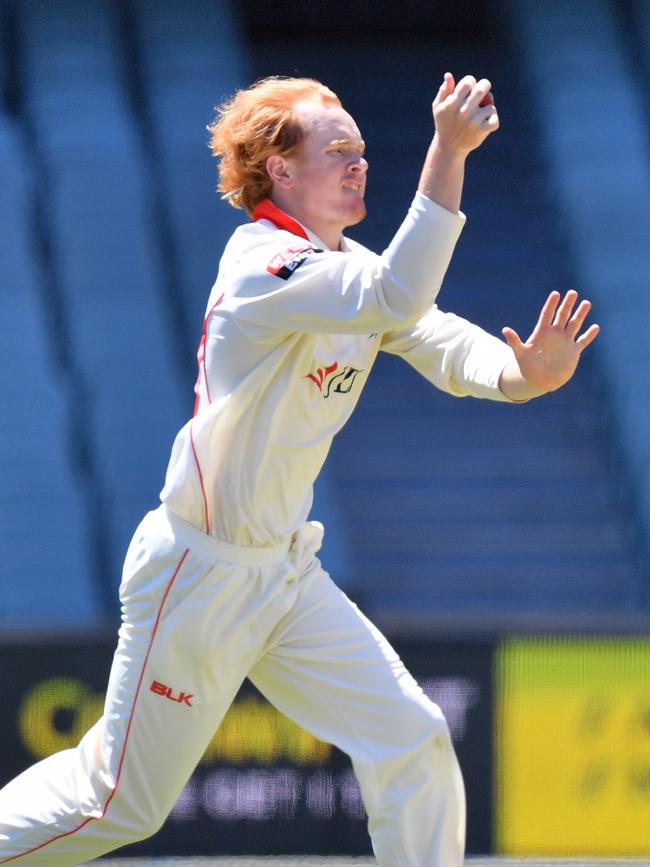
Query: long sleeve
380 305 518 402
222 193 466 335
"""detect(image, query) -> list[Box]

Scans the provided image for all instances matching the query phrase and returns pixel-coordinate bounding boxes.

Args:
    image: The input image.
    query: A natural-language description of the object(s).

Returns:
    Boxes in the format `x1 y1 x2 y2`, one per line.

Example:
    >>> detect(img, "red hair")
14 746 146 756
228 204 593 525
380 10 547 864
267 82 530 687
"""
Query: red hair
208 76 341 216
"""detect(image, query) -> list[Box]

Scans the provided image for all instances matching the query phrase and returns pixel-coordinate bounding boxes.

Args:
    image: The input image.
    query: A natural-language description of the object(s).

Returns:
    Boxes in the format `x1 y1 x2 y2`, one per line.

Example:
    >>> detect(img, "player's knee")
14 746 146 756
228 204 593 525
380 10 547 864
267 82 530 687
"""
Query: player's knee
415 712 461 783
393 696 453 754
407 714 456 768
391 705 461 784
117 810 167 846
393 719 461 795
102 794 169 846
360 699 453 774
139 810 167 841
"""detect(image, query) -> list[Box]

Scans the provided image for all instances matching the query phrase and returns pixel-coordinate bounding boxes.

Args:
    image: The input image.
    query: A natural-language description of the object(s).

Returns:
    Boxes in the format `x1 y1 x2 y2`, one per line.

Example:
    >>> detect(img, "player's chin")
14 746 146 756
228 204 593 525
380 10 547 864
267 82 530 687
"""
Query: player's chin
343 199 367 226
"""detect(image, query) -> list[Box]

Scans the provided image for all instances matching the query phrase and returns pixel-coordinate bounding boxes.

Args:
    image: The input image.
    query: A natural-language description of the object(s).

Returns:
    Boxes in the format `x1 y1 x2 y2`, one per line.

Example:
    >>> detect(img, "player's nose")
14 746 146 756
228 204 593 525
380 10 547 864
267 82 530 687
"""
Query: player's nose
350 156 368 174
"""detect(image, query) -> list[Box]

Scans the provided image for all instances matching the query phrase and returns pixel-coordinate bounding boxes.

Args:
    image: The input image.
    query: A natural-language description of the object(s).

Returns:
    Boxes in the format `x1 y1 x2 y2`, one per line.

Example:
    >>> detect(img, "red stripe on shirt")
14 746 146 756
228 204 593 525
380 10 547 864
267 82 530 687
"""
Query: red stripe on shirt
201 293 224 407
194 292 224 415
190 421 210 535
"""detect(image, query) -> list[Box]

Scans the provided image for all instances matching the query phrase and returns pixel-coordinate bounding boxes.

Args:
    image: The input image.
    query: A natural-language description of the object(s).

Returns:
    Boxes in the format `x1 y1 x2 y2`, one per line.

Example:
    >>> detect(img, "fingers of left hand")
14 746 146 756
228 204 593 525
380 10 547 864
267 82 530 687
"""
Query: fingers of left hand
552 289 579 328
575 322 600 350
502 326 524 354
565 299 592 338
538 290 561 328
548 291 599 350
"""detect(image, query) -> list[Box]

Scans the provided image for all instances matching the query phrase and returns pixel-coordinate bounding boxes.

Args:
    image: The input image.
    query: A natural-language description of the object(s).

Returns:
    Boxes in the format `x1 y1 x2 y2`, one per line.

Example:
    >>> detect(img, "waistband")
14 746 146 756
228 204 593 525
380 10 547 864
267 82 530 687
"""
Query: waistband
159 504 292 567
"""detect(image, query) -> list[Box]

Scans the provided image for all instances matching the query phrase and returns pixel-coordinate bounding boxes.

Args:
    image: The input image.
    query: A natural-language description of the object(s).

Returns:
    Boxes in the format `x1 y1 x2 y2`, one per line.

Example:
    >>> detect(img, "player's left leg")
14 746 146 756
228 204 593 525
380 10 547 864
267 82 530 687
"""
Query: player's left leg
248 522 465 867
0 505 301 865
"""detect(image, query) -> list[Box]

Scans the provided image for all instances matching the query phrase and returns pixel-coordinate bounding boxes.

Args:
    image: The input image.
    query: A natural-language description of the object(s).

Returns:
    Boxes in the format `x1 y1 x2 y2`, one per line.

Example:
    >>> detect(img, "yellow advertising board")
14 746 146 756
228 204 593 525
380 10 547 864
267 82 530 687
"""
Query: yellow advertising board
496 638 650 854
16 677 330 767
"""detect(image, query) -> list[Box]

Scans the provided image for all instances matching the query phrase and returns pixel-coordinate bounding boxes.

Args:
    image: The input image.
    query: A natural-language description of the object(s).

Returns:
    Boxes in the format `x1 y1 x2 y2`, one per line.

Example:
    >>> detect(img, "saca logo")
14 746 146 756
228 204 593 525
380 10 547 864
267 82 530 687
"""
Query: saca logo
305 362 362 398
266 245 318 280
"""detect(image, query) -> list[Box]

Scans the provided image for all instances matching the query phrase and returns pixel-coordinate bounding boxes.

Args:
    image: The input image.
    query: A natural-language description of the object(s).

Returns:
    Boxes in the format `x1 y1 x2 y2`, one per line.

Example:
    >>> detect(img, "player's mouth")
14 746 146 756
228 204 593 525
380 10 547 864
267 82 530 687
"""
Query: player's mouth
342 181 364 194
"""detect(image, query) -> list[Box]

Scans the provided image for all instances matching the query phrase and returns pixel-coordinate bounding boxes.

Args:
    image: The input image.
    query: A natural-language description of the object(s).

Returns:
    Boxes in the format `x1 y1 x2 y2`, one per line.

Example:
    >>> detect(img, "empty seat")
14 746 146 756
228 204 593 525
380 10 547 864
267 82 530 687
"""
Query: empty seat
508 0 650 566
19 0 189 579
132 0 250 335
0 116 99 626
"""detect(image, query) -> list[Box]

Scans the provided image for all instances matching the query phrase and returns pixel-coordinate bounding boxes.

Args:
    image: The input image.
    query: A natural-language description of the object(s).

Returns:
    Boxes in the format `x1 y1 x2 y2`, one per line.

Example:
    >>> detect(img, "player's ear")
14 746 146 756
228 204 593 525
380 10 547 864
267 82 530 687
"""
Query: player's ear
266 154 294 189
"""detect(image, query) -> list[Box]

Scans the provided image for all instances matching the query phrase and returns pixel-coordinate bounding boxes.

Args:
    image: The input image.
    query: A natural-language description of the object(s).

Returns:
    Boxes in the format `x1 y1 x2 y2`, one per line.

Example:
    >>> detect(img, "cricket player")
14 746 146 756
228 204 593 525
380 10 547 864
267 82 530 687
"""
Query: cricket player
0 74 598 865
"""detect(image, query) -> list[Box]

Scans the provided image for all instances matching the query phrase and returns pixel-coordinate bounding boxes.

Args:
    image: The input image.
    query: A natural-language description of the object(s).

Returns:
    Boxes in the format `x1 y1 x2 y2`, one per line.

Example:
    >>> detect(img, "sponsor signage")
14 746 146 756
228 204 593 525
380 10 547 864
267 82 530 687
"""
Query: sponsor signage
0 637 493 856
496 637 650 855
266 245 320 280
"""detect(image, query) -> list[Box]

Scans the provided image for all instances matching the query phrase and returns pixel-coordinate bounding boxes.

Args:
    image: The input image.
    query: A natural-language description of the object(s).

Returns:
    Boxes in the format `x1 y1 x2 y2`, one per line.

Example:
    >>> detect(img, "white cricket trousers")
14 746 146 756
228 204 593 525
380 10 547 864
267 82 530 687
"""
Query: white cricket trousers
0 504 465 866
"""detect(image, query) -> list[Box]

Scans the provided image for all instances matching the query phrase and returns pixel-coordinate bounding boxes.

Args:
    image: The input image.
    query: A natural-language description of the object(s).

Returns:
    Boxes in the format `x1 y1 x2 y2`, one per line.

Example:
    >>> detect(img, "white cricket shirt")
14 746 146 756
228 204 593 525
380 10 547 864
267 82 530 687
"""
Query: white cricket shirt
160 192 516 547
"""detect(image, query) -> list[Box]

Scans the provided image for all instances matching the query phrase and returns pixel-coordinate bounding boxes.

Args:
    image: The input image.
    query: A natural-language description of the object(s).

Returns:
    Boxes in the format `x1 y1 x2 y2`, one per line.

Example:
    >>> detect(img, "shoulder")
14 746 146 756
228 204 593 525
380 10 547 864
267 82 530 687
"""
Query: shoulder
221 222 325 293
226 221 319 263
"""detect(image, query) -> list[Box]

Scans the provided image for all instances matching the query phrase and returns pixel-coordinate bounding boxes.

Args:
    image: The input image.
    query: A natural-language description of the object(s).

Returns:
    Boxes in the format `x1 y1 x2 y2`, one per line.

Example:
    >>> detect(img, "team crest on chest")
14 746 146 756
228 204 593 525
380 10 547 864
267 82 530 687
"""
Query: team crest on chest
305 362 362 398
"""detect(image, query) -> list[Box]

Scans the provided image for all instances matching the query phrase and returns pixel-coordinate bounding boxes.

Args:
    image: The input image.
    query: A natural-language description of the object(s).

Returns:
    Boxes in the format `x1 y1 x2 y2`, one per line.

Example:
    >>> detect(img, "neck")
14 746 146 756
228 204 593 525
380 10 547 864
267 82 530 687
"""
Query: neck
269 192 342 251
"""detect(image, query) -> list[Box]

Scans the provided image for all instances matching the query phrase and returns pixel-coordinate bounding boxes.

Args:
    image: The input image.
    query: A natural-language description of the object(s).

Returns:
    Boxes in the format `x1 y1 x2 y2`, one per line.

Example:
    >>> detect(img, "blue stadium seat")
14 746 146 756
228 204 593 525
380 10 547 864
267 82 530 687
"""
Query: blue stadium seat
5 0 646 630
0 115 99 626
19 0 189 580
132 0 250 333
508 0 650 575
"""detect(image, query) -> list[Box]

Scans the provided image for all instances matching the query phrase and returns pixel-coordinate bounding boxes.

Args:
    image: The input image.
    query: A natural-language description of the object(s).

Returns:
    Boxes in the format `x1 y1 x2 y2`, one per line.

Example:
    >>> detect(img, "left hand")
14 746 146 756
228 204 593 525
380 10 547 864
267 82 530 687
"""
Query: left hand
500 290 600 398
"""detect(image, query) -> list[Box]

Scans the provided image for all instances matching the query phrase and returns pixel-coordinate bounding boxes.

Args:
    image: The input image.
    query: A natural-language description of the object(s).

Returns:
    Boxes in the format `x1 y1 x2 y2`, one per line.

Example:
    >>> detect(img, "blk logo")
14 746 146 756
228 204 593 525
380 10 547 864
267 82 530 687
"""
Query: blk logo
305 362 362 398
150 679 194 707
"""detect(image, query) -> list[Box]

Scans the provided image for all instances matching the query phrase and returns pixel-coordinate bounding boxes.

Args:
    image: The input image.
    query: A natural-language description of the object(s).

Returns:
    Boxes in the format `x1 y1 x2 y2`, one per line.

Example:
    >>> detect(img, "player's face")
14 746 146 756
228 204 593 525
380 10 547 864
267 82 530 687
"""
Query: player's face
287 100 368 238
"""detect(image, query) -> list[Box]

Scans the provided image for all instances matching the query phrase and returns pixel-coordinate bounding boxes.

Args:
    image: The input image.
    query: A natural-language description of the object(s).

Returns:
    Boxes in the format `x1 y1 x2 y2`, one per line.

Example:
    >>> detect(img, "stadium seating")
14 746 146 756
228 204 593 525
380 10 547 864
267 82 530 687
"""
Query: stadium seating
0 113 99 626
507 0 650 603
18 0 188 588
129 0 250 344
1 0 647 628
634 0 650 69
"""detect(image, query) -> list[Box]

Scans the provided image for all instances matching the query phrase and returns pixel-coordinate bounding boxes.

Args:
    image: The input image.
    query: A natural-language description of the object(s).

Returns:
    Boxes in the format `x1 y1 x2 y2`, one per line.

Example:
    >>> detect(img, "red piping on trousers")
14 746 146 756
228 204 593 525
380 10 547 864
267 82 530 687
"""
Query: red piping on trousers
0 548 190 864
189 421 210 535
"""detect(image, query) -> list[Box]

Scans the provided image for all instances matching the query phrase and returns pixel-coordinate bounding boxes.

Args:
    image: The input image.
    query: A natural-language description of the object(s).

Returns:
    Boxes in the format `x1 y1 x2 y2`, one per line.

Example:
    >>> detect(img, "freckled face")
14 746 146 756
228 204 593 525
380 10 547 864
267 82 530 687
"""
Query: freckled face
286 101 368 237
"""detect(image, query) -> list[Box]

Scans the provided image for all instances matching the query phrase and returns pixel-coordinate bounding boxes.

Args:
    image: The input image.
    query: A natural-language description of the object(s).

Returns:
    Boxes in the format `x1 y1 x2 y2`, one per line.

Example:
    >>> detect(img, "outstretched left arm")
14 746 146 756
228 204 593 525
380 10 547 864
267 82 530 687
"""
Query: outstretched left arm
498 289 600 402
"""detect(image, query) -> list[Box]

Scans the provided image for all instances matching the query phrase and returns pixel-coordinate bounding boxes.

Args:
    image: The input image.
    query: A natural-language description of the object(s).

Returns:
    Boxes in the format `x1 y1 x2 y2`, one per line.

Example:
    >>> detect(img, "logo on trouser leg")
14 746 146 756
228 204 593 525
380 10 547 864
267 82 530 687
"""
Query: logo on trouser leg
150 679 194 707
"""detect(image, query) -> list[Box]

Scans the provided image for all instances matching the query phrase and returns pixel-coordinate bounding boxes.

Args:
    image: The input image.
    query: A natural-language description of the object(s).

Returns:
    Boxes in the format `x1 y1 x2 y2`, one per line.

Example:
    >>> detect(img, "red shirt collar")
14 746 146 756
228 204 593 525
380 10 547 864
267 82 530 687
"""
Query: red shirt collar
252 198 310 241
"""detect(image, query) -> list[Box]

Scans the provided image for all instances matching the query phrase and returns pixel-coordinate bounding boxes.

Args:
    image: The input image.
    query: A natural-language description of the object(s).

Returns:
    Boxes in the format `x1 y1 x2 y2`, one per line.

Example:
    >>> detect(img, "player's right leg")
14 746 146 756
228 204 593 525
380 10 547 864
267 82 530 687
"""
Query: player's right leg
0 505 293 865
249 523 465 867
